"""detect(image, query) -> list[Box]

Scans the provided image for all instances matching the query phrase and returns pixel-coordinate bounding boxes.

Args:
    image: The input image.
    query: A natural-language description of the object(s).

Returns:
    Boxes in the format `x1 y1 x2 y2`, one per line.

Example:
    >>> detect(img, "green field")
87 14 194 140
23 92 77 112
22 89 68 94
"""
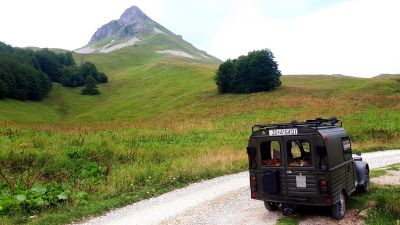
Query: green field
0 42 399 224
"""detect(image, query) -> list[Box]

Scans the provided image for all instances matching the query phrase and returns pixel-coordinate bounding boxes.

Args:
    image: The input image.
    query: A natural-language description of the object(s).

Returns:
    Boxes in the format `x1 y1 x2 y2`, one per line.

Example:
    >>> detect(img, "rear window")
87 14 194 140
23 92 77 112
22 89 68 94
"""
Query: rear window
287 139 312 167
260 141 281 166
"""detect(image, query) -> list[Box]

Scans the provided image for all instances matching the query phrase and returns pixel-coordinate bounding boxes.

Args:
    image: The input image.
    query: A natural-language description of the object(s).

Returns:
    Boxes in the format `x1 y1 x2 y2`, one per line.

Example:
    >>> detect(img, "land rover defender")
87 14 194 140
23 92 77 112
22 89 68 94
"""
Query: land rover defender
247 118 370 219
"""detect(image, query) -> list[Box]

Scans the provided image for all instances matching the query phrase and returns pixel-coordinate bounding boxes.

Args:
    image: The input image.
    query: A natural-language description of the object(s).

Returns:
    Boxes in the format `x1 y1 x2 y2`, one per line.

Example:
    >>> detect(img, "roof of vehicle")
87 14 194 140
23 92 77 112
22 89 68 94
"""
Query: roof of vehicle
251 117 345 137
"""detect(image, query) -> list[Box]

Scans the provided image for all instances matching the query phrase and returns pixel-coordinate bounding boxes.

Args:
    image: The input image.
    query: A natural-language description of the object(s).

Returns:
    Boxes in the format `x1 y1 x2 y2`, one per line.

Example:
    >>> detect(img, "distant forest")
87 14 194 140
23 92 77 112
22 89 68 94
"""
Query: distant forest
0 42 107 100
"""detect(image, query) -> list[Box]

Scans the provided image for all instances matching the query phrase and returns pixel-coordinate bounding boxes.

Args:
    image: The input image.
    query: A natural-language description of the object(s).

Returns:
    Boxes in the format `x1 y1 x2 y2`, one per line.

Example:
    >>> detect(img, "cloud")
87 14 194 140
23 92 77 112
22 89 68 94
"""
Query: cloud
207 0 400 77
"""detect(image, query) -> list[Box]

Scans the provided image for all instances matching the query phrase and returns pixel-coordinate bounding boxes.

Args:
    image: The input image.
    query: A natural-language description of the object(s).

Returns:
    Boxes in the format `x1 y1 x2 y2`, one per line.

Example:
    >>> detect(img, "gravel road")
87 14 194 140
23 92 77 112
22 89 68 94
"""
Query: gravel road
74 149 400 225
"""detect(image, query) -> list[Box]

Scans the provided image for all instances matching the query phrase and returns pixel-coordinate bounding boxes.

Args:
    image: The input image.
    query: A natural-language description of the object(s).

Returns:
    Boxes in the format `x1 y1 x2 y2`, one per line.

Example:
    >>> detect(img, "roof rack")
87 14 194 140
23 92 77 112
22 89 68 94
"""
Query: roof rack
252 117 341 132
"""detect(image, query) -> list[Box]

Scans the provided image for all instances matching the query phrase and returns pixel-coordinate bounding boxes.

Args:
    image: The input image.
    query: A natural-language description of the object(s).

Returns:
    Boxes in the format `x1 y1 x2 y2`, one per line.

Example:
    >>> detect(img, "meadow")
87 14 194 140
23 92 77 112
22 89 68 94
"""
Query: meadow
0 44 399 224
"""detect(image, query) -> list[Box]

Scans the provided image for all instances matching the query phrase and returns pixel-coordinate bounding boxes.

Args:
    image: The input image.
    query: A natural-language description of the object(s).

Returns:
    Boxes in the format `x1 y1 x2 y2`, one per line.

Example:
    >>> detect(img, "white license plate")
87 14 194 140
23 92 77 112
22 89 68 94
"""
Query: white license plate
269 128 298 136
296 175 307 188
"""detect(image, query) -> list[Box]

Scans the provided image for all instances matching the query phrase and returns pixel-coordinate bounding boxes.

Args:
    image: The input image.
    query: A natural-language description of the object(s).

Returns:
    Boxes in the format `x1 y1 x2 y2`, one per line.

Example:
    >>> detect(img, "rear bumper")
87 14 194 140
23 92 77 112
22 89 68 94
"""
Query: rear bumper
254 194 332 206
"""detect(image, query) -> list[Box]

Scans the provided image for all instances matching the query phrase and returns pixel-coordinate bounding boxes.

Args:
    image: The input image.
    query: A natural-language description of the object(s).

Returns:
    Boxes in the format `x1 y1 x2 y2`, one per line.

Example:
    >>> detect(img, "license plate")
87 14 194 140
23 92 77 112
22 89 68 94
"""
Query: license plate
296 175 306 188
269 128 298 136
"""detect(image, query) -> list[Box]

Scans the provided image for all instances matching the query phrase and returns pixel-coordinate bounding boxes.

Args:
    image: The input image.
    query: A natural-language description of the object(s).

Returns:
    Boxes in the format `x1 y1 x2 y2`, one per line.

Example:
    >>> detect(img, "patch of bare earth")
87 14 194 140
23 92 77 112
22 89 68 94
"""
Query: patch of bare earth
371 170 400 186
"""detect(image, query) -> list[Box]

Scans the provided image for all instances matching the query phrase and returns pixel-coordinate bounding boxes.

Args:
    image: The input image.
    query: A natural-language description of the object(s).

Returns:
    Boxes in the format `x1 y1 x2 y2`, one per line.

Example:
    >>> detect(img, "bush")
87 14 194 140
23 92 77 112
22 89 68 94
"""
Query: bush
214 49 281 94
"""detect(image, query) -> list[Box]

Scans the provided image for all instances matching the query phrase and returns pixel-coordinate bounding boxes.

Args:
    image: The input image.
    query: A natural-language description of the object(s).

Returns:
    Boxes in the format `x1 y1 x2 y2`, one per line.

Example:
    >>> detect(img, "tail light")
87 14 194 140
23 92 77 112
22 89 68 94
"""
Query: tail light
250 174 257 199
320 178 328 193
250 175 257 190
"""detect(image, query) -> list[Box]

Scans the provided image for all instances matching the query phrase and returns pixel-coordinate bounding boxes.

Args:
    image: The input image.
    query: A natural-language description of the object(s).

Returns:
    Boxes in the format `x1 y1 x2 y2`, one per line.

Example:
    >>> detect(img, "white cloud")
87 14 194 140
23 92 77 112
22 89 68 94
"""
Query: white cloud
207 0 400 77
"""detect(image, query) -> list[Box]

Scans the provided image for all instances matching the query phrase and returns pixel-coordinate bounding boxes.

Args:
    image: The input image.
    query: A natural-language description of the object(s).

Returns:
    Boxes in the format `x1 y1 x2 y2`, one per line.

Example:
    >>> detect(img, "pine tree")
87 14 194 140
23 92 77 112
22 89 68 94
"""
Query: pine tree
81 75 100 95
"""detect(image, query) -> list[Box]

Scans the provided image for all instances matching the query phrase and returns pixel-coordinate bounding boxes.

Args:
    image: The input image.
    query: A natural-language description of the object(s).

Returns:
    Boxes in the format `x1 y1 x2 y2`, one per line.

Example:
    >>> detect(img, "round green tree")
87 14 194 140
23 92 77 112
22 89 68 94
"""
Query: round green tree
214 49 281 94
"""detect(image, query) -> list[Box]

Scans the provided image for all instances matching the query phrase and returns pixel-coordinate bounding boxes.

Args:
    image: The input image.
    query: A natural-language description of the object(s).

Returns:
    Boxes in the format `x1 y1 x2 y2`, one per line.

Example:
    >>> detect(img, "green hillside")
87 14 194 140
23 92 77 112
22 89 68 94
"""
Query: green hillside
1 46 399 146
1 44 400 224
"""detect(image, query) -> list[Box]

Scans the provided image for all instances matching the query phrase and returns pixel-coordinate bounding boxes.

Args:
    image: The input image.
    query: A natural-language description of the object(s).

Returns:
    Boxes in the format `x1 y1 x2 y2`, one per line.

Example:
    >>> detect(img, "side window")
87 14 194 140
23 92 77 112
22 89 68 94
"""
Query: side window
342 137 352 161
287 139 312 167
260 141 281 166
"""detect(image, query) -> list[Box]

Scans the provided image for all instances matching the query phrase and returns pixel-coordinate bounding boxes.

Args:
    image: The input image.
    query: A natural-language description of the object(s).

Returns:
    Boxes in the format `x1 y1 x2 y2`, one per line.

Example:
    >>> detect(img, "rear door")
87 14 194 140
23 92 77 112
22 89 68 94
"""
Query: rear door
283 135 319 197
256 137 287 196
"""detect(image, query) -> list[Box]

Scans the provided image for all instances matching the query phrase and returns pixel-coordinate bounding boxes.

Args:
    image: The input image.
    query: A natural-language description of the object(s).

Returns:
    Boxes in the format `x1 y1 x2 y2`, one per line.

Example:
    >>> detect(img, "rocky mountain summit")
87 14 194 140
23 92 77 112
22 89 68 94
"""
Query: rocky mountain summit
89 6 157 44
75 6 220 63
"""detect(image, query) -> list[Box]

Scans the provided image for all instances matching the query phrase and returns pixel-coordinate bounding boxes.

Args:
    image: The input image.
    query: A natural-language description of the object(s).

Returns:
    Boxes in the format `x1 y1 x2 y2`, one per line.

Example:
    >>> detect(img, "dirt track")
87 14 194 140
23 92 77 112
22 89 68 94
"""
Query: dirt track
74 149 400 225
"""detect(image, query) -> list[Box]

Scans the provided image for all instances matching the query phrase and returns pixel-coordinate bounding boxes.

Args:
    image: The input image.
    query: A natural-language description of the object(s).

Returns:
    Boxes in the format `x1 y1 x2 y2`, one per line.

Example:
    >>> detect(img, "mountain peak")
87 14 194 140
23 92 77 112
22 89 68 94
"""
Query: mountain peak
87 6 155 44
75 6 220 63
119 6 151 25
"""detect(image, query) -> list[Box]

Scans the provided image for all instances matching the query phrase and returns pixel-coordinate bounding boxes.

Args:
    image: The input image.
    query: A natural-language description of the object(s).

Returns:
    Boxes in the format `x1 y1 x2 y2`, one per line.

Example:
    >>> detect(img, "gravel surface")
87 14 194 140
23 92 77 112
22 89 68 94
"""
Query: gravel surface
73 149 400 225
371 170 400 186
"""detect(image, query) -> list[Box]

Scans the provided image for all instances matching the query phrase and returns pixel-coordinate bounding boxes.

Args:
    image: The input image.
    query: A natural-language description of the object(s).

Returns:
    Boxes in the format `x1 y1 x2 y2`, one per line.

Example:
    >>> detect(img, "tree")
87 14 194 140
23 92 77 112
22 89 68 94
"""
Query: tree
97 72 108 83
81 75 100 95
80 62 98 81
214 49 281 94
63 52 75 67
0 41 107 101
0 79 8 99
60 66 85 87
214 59 234 93
35 49 62 82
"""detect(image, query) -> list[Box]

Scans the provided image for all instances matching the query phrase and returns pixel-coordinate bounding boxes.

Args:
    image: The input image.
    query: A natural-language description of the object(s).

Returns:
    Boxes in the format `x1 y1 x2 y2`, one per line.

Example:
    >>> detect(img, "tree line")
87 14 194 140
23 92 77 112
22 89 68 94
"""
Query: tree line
0 42 107 100
214 49 281 94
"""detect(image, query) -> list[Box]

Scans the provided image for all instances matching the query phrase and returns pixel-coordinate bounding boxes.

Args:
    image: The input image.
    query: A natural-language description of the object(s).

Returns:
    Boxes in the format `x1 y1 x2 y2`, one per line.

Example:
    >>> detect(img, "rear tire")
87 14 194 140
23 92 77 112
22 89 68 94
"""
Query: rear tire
359 171 370 193
264 201 278 211
331 191 346 219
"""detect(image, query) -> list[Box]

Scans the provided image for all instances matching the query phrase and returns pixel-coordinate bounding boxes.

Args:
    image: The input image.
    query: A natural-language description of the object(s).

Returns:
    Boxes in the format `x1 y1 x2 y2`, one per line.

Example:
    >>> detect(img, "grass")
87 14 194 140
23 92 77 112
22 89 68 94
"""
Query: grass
370 163 400 178
276 214 304 225
0 39 399 224
347 165 400 225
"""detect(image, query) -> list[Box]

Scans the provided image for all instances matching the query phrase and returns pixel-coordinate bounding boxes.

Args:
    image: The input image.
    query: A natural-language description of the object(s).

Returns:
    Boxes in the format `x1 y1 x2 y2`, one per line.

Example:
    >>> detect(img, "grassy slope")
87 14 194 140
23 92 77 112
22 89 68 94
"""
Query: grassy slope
0 40 399 224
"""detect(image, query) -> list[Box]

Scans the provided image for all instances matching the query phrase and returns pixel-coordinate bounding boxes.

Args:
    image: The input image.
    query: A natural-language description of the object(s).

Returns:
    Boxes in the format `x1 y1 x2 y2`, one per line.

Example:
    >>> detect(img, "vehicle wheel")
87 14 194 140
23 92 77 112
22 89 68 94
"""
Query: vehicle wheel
331 191 346 219
359 171 370 193
264 201 278 211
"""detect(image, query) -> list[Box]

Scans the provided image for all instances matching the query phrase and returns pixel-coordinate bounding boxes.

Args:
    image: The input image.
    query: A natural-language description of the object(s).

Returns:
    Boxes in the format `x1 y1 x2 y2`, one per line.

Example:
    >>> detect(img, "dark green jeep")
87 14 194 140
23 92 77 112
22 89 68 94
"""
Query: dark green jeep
247 118 369 219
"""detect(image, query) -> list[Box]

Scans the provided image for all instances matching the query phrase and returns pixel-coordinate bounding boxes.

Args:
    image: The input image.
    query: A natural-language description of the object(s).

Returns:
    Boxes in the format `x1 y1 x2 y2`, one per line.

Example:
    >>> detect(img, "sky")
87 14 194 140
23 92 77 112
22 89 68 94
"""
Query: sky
0 0 399 77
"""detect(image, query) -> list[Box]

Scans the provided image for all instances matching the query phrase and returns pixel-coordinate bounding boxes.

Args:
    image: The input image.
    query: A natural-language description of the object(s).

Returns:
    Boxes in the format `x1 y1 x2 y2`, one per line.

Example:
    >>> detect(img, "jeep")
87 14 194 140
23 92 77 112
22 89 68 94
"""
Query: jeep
247 117 370 219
